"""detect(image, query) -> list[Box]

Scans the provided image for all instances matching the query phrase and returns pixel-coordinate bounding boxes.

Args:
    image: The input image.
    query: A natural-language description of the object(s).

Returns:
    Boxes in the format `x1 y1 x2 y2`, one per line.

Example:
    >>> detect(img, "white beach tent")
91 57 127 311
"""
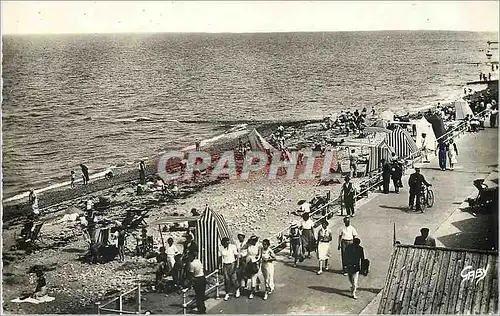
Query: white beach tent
380 110 395 122
415 117 437 150
454 99 473 120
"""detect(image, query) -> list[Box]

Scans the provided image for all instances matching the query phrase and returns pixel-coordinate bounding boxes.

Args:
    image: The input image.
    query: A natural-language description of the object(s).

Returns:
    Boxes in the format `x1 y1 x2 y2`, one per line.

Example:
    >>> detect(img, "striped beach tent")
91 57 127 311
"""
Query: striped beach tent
368 139 392 172
195 207 233 273
385 127 419 159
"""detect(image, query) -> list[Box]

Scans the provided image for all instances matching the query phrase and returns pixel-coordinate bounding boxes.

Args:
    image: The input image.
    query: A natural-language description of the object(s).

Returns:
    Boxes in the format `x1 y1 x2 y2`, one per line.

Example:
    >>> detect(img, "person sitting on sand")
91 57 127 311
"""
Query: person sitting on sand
155 246 169 288
105 169 114 180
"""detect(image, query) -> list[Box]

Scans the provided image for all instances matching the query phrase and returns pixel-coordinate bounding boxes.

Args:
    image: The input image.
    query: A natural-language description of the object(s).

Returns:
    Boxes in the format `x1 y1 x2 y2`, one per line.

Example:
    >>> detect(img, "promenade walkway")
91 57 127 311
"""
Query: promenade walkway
206 127 498 314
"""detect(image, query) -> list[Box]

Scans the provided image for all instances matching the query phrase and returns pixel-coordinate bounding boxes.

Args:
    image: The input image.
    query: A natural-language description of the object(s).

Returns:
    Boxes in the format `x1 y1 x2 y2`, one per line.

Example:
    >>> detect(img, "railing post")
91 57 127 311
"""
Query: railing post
95 302 101 315
137 283 141 314
215 269 220 299
119 292 123 315
182 290 187 315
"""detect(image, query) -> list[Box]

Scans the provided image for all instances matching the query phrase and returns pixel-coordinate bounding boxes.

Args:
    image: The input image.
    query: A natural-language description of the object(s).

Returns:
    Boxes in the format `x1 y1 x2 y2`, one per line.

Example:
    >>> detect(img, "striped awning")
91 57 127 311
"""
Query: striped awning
386 127 419 159
195 207 233 273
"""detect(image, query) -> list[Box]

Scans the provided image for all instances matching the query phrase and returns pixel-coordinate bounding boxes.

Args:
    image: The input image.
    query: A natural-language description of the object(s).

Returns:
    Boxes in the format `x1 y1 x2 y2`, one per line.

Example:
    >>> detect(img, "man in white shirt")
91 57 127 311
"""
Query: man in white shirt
338 217 358 275
219 237 239 300
235 234 248 293
301 201 311 213
187 253 206 314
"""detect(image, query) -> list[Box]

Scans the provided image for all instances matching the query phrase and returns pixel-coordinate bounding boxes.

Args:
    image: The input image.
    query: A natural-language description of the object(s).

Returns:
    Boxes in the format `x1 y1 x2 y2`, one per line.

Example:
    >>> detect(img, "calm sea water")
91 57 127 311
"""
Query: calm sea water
2 31 496 198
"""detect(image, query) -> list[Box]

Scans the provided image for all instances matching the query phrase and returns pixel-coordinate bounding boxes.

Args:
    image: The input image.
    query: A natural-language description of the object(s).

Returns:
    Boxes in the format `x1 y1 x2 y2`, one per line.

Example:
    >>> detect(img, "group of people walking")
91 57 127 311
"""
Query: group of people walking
288 214 366 299
220 234 276 301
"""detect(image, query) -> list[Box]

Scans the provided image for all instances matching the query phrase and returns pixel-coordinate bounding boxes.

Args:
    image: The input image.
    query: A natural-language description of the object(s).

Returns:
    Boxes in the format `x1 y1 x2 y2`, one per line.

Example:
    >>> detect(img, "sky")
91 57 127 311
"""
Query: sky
2 1 499 35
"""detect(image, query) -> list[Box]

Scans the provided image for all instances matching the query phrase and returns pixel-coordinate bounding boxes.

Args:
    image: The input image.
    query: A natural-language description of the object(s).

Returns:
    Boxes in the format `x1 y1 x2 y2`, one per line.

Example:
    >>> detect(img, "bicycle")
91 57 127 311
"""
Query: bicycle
418 184 434 212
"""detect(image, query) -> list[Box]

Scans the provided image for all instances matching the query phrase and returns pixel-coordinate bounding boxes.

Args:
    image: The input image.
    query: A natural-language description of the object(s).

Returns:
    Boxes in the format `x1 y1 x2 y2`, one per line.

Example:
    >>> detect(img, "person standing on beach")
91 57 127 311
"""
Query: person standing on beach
391 160 403 194
349 149 358 178
436 140 447 171
70 171 76 188
371 106 376 116
338 217 358 275
447 139 459 170
117 225 126 262
80 164 89 185
195 139 201 151
316 220 332 275
344 238 365 299
340 176 356 217
139 160 146 185
421 133 430 163
28 189 40 216
165 237 180 271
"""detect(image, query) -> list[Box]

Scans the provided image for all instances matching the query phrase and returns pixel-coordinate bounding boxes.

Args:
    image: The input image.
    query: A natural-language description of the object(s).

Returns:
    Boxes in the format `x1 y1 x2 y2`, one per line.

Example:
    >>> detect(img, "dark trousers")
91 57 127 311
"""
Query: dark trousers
344 198 355 215
409 190 422 210
340 240 353 272
438 151 447 170
193 276 206 314
392 177 401 193
382 176 390 194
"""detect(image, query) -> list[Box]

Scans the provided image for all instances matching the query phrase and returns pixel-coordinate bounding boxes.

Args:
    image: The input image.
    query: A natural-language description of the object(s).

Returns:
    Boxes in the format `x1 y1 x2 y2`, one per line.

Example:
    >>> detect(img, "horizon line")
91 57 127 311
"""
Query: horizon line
3 29 499 36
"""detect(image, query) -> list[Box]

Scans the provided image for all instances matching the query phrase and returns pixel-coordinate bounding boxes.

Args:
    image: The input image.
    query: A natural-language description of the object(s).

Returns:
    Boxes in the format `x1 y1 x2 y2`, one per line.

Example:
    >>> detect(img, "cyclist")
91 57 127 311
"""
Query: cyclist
408 165 432 213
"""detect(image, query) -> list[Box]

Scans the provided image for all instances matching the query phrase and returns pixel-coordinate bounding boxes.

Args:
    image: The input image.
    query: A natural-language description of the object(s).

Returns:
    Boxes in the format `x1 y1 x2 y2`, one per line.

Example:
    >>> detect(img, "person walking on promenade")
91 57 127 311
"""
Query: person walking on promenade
349 149 359 178
408 166 432 213
447 139 459 170
80 164 90 185
139 160 146 185
414 228 436 247
436 140 447 171
421 133 430 163
235 233 247 297
260 239 276 300
300 213 315 258
338 217 358 275
391 159 403 194
340 176 356 217
70 170 76 188
289 224 304 267
316 220 332 275
381 159 391 194
344 238 365 299
187 253 207 314
219 237 239 301
245 236 261 299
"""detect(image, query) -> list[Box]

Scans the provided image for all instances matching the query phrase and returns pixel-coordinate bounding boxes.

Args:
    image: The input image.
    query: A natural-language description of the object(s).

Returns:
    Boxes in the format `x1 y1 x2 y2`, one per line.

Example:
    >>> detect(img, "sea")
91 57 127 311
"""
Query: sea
2 31 497 200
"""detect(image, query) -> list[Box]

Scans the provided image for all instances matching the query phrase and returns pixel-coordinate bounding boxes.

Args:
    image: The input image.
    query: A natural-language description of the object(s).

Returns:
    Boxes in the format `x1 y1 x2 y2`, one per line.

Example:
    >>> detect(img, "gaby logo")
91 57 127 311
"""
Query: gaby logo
157 150 339 182
460 265 489 285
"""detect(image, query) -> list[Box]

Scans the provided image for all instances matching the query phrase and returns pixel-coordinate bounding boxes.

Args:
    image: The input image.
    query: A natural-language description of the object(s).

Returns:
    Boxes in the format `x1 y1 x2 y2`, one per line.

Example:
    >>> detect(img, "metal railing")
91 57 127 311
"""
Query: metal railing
181 269 220 315
95 282 142 315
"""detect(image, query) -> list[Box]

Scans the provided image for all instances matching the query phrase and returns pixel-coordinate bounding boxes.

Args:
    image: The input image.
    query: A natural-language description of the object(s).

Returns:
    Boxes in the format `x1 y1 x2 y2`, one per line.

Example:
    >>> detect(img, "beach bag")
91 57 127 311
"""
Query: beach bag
361 258 370 276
